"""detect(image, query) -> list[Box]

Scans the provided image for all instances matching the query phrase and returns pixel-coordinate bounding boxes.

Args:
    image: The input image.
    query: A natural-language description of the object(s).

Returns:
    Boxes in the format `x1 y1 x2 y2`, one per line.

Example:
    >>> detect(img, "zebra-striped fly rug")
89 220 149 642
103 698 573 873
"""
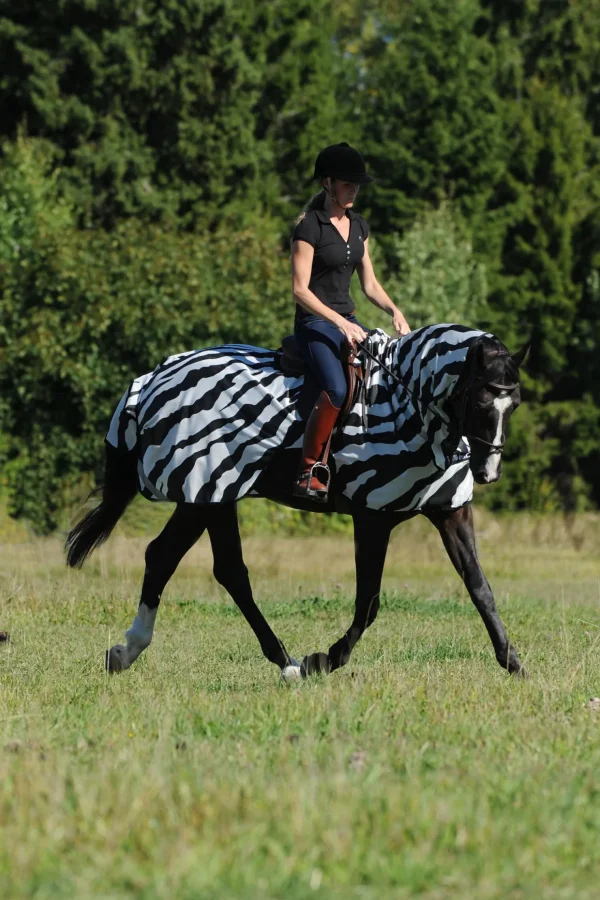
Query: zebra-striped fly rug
107 324 490 512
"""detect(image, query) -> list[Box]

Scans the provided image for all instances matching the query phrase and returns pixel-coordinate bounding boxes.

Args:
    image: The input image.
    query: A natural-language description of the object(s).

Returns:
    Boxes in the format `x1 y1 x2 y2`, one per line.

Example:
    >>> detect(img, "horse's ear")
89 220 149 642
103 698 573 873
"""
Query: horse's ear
511 342 530 369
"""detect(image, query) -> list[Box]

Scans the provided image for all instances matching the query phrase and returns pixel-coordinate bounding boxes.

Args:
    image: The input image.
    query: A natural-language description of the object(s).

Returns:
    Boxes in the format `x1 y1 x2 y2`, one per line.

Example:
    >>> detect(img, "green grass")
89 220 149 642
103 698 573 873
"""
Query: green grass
1 510 600 898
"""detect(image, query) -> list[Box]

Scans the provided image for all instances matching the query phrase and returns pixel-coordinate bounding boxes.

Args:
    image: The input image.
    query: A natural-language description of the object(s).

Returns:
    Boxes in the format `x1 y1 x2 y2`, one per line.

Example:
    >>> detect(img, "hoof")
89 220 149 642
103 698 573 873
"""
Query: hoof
0 631 9 644
106 644 129 674
301 652 331 677
510 665 528 679
281 662 303 684
497 647 527 678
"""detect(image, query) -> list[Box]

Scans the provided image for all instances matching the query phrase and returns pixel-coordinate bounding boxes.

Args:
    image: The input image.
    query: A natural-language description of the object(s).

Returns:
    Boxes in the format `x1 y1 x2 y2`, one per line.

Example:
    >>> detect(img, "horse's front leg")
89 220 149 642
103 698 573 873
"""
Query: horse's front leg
206 504 299 677
302 512 395 676
106 504 207 673
427 505 525 675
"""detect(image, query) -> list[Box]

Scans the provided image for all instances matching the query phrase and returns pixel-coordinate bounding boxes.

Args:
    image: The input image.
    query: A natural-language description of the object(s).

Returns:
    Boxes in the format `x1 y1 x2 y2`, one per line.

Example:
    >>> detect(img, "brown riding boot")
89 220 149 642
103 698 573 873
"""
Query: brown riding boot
293 391 341 502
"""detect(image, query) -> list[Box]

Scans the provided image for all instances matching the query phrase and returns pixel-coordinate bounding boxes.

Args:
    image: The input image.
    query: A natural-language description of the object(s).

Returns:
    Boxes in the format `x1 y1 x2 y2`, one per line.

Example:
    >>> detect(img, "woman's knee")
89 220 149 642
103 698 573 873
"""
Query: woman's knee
325 380 347 408
312 355 346 406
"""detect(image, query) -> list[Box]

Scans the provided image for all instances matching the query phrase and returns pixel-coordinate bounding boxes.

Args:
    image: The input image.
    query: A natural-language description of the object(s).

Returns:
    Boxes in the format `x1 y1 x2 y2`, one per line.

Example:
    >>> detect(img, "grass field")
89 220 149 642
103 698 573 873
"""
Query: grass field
1 505 600 899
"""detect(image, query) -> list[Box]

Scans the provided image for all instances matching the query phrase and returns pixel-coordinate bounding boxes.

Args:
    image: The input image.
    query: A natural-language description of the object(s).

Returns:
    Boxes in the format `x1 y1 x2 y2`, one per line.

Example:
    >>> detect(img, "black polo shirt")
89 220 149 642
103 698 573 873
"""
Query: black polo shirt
292 208 369 322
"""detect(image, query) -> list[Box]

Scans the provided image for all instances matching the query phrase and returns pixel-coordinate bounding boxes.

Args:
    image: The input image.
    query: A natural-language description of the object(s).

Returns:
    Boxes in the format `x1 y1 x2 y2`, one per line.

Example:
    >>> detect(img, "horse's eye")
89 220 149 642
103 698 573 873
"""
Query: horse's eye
477 391 495 408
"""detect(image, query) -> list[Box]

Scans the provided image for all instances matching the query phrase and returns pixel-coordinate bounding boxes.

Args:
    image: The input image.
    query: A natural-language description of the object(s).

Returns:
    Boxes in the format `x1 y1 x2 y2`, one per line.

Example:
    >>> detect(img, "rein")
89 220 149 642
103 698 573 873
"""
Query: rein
356 337 421 409
357 338 402 386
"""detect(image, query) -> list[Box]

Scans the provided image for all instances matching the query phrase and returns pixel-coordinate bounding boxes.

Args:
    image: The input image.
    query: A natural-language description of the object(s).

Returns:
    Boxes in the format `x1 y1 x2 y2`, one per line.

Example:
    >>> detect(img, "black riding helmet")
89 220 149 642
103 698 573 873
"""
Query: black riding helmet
313 142 374 184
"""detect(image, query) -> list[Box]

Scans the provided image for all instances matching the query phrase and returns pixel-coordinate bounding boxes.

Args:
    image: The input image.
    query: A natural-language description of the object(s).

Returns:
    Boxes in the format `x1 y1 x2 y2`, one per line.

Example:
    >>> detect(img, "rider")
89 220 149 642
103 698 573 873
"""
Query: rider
291 142 410 502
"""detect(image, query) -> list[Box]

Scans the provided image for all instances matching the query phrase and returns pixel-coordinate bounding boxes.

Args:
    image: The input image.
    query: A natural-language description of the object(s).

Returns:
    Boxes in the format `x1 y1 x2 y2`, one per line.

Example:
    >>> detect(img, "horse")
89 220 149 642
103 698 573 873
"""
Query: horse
65 324 528 681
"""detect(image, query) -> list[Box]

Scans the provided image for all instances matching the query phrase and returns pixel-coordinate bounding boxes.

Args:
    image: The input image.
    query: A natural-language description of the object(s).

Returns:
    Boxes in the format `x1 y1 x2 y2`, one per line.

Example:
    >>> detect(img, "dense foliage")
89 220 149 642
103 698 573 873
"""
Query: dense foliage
0 0 598 530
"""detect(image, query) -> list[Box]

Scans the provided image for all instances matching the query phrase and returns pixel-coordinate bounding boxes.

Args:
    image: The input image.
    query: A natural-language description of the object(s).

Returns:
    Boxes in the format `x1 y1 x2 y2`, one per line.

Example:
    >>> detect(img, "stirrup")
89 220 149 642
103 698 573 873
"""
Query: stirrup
293 462 331 503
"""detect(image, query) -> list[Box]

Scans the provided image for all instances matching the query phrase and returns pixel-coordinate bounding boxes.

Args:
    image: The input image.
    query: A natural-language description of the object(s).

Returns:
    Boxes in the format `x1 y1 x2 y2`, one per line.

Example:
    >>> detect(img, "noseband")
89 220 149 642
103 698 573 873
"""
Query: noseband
467 432 505 453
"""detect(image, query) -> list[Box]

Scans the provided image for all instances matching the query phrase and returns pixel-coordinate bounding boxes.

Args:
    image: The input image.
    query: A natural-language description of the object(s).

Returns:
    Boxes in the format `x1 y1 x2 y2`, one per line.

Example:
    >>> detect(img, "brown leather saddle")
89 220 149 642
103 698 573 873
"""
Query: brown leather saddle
274 335 367 426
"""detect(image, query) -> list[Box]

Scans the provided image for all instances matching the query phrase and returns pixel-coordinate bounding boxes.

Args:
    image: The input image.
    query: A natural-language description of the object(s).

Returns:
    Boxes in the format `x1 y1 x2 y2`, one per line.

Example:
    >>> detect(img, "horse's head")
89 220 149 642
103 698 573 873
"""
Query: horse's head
450 339 528 485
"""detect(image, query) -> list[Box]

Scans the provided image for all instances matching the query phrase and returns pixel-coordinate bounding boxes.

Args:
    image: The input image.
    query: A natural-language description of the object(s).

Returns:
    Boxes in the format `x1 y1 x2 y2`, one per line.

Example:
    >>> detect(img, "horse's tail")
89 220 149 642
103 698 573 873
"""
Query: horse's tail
66 443 138 569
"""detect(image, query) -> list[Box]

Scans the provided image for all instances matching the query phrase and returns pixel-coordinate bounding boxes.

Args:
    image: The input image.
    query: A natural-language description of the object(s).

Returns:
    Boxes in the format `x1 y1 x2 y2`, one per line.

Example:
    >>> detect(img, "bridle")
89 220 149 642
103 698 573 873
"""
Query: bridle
454 372 519 455
356 337 519 455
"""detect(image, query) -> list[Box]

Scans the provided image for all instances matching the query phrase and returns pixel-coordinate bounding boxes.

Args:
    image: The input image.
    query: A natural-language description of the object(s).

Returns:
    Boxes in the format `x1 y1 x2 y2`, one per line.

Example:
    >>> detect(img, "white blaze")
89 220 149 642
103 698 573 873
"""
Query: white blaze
483 396 512 482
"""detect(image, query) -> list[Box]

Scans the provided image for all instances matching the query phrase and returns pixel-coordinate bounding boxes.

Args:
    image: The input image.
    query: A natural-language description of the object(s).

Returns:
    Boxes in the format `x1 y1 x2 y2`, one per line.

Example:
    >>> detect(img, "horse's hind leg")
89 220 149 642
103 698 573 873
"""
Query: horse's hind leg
106 504 207 673
206 504 298 675
427 505 525 675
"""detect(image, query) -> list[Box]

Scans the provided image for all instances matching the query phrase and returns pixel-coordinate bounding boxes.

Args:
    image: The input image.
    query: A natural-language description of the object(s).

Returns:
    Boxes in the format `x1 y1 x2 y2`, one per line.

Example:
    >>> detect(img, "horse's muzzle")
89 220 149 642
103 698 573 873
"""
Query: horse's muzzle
472 462 502 485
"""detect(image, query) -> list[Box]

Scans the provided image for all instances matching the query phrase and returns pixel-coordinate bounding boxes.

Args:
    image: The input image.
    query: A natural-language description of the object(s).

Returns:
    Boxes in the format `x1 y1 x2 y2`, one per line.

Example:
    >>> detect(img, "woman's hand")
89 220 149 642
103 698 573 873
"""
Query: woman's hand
337 318 368 349
392 309 411 336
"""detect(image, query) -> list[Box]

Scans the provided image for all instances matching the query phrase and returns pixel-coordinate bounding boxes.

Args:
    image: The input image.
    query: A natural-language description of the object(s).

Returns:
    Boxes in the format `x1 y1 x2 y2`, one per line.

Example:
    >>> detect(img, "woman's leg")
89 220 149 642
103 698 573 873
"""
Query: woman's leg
292 318 349 500
295 317 349 405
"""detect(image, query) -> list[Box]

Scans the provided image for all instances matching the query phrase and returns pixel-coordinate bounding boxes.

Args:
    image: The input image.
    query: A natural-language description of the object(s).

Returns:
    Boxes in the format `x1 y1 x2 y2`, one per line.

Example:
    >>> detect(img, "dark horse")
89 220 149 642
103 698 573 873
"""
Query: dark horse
66 330 528 681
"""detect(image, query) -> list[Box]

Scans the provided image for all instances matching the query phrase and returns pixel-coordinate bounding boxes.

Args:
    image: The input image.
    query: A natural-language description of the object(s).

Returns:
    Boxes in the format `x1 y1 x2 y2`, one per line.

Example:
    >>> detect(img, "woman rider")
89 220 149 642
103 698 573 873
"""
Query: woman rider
291 142 410 502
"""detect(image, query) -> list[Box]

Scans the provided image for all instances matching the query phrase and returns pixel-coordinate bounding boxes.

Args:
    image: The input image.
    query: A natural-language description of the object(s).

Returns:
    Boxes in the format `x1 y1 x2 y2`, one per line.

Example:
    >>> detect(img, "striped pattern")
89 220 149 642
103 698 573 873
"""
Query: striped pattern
106 324 488 511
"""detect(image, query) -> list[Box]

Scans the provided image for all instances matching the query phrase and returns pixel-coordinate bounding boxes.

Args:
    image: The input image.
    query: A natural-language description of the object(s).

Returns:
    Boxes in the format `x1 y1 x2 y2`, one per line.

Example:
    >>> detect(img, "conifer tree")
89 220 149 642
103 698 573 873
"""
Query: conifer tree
0 0 341 227
350 0 509 239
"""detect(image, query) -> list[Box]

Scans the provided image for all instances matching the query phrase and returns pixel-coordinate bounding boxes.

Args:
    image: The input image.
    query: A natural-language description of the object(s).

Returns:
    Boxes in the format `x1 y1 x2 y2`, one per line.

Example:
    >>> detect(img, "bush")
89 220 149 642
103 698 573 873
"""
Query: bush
384 203 488 329
0 137 293 531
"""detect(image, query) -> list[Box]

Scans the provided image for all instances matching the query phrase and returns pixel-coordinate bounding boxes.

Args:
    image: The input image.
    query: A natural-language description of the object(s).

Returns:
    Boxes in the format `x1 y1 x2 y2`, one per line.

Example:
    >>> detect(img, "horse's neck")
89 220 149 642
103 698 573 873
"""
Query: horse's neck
386 326 484 424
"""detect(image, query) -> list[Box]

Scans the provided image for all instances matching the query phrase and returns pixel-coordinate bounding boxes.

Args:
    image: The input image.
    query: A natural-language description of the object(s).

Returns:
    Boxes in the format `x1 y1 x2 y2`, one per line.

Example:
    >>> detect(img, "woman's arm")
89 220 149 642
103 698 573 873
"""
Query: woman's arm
291 240 367 346
357 238 410 335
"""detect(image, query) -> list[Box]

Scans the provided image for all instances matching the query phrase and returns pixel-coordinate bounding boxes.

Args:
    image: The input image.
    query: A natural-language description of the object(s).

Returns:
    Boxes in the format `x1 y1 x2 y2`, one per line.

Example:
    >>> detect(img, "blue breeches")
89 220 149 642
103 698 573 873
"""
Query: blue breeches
294 314 365 408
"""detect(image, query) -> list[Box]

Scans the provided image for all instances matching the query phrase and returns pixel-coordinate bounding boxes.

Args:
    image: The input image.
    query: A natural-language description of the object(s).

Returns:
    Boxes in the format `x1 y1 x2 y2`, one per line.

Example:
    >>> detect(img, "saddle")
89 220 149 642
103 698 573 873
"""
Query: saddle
274 334 367 427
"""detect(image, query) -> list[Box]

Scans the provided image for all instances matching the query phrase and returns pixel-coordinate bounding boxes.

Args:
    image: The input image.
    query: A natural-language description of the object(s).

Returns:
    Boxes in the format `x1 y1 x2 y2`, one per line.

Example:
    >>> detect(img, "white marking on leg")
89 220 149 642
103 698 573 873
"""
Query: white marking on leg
108 604 157 671
124 603 157 665
281 664 303 684
483 396 511 482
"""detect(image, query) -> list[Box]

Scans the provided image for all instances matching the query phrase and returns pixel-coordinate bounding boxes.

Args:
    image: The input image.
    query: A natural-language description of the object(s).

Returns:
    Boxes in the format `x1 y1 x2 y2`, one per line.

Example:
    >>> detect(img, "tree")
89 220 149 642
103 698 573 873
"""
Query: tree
0 0 343 228
349 0 510 243
476 2 600 508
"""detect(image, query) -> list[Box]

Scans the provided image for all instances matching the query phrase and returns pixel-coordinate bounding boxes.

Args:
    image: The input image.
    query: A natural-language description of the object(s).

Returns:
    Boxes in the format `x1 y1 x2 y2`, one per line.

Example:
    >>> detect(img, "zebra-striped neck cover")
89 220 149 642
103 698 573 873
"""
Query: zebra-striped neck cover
333 324 489 511
107 324 489 512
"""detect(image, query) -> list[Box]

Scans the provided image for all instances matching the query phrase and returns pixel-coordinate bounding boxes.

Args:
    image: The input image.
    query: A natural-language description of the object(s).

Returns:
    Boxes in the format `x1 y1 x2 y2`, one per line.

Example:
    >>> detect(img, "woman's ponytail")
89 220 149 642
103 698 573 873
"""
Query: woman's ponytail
294 190 327 226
